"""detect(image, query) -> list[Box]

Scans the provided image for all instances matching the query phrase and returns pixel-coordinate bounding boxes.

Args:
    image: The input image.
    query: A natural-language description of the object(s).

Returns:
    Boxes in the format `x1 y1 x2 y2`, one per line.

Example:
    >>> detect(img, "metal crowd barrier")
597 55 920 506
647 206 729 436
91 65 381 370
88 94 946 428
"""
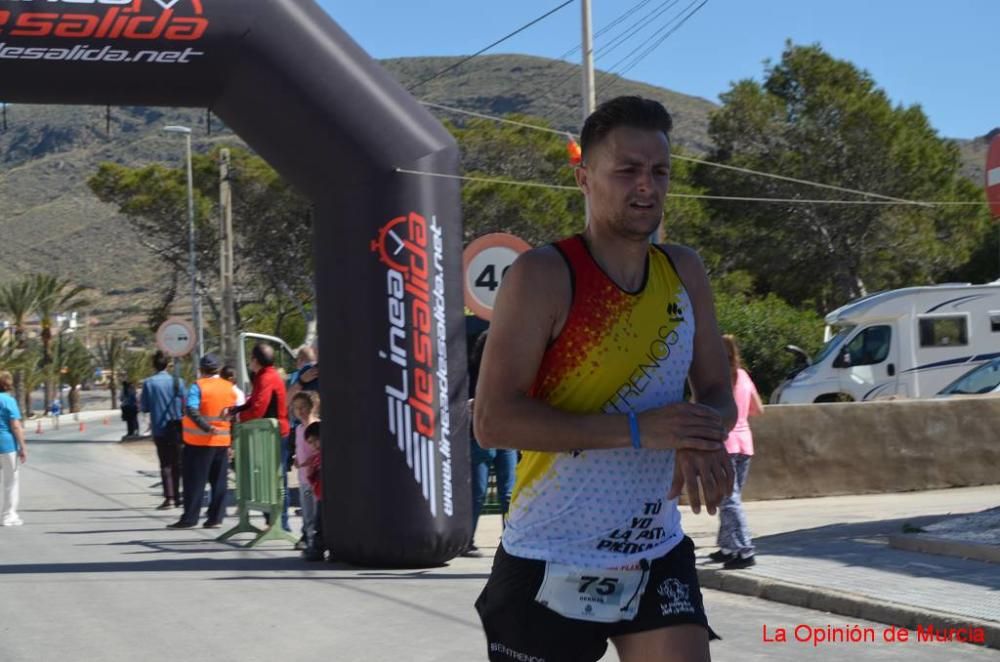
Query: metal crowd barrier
217 418 296 548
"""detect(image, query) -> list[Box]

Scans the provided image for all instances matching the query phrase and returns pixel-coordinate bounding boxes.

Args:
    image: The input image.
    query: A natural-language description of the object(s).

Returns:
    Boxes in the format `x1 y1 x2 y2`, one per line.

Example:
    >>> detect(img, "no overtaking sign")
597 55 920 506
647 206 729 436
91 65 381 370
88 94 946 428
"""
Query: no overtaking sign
156 318 196 357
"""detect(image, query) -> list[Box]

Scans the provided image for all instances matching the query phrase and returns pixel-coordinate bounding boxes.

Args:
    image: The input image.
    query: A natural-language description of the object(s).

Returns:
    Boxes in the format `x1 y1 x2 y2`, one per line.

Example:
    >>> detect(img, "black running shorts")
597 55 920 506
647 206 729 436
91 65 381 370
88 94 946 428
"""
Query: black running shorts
475 536 716 662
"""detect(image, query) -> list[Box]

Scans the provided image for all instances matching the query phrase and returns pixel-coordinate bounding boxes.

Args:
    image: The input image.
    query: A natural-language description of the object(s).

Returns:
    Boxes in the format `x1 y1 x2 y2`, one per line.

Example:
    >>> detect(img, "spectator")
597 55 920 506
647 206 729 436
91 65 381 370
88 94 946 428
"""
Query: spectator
168 354 236 529
301 421 326 561
220 365 246 407
230 344 289 435
286 345 319 543
287 345 319 401
229 343 290 530
140 351 186 510
463 330 516 558
0 371 27 527
121 380 140 438
710 334 764 569
291 391 321 551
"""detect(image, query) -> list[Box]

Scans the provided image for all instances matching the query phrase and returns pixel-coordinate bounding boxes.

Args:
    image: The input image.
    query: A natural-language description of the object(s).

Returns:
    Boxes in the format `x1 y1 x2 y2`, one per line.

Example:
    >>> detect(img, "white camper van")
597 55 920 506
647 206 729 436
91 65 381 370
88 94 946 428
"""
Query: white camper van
771 282 1000 404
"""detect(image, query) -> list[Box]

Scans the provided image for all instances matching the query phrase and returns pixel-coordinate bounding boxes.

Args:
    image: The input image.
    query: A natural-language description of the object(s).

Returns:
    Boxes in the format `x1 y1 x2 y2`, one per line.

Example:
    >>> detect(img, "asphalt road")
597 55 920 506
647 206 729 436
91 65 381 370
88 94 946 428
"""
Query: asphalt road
0 426 993 662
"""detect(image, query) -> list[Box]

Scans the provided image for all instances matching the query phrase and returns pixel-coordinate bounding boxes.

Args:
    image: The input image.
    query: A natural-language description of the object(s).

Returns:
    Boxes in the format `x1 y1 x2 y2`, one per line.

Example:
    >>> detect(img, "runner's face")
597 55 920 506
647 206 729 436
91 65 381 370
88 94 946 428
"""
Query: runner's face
577 126 671 238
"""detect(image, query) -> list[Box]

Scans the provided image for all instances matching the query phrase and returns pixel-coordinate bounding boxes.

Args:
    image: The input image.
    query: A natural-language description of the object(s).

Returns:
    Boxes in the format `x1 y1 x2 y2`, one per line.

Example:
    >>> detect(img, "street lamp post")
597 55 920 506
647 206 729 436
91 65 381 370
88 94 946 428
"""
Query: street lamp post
164 125 203 361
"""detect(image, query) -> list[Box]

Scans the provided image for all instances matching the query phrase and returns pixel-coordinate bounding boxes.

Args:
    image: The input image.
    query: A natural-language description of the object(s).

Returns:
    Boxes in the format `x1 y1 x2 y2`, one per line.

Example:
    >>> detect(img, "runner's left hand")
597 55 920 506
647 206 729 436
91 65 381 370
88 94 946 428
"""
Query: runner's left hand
667 447 734 515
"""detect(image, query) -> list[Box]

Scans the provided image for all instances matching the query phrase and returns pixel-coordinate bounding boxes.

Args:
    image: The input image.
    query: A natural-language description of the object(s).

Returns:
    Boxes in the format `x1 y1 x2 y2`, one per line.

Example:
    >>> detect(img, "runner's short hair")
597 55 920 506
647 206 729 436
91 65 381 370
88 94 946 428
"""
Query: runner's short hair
579 96 673 162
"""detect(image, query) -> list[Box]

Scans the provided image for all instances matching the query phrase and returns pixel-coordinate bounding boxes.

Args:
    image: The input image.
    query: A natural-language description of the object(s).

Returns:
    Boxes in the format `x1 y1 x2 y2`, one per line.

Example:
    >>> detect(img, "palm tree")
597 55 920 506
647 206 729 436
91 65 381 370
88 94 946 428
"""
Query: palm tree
0 278 38 348
32 274 91 410
58 337 96 414
7 342 45 417
96 334 127 410
0 278 38 412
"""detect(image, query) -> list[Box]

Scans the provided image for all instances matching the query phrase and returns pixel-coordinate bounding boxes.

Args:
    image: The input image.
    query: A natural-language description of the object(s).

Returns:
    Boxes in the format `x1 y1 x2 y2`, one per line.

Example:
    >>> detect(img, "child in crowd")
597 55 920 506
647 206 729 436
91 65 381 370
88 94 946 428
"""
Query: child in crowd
291 392 321 553
302 421 325 561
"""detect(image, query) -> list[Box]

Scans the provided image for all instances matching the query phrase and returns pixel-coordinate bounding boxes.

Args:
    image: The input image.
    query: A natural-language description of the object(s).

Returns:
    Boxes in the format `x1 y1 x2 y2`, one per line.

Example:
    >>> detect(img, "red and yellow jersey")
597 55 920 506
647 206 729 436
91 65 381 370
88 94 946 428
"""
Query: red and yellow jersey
502 235 694 568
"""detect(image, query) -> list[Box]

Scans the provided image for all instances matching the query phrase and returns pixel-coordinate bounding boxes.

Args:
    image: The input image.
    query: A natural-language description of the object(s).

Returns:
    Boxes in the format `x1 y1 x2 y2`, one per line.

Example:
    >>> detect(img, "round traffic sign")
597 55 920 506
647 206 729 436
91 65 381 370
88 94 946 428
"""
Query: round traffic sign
463 233 532 321
155 318 196 358
987 134 1000 219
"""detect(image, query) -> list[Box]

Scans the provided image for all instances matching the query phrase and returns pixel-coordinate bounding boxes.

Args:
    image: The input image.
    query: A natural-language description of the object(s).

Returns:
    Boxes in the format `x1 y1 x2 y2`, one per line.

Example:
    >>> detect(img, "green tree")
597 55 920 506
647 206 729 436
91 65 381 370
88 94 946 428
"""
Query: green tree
715 291 825 400
447 116 584 246
122 349 153 387
0 278 37 412
31 274 91 410
87 147 314 332
696 42 990 312
7 342 45 417
57 336 95 413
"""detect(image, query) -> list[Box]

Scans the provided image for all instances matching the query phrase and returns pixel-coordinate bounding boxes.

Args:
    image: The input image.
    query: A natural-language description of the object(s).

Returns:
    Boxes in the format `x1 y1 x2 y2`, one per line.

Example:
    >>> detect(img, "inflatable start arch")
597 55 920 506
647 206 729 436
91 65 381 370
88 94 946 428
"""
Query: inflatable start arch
0 0 471 566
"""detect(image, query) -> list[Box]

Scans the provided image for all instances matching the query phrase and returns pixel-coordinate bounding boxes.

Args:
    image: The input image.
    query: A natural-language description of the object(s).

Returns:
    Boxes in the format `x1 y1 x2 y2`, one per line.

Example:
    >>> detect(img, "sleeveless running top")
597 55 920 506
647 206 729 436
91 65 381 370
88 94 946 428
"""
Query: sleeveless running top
502 235 695 568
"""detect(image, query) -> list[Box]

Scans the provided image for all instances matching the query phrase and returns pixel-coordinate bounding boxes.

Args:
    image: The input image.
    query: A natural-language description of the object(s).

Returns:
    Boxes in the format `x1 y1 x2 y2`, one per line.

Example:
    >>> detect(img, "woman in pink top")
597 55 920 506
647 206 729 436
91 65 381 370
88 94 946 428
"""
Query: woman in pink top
710 335 764 569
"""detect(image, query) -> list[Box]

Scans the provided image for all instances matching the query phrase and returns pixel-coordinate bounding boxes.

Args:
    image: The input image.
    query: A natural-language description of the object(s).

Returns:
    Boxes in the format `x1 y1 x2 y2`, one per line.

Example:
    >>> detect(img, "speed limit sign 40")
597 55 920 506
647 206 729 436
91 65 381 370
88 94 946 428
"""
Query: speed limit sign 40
463 233 532 321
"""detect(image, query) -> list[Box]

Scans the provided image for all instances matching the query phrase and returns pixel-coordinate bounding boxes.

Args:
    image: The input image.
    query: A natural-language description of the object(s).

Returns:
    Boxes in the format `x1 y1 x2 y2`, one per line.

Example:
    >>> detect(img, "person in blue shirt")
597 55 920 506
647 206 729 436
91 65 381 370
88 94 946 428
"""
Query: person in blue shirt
140 351 186 510
0 370 27 526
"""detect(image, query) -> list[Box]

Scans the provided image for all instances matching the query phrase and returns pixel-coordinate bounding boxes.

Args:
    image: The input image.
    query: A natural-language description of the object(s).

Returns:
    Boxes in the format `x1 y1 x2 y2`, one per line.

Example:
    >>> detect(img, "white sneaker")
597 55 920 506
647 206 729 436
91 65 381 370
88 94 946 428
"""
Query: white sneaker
2 517 23 526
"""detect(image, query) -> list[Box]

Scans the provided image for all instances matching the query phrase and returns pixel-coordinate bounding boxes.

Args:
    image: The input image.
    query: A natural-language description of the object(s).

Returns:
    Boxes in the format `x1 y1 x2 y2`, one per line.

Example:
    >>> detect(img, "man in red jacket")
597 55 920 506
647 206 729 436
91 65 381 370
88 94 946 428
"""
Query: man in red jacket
229 343 292 529
232 343 290 436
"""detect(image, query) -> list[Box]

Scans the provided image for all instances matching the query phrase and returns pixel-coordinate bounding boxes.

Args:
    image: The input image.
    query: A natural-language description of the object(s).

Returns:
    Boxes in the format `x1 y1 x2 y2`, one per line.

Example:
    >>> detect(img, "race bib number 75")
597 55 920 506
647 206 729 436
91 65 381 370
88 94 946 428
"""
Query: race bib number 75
535 561 650 623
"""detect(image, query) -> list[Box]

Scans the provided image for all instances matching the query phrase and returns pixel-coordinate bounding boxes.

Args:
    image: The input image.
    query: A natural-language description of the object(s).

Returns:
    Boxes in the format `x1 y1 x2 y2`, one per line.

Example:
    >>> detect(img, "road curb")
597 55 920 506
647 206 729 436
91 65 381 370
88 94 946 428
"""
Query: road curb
697 566 1000 650
888 533 1000 565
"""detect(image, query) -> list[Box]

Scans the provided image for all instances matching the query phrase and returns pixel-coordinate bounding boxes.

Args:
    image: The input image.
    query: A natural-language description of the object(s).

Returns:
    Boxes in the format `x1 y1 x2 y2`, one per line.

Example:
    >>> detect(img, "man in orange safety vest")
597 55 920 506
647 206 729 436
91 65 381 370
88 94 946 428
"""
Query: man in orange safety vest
167 353 237 529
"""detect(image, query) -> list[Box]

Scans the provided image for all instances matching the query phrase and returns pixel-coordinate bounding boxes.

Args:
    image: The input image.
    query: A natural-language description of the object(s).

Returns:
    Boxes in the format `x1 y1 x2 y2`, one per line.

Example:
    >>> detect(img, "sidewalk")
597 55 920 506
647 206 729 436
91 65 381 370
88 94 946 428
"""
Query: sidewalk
682 486 1000 649
475 485 1000 649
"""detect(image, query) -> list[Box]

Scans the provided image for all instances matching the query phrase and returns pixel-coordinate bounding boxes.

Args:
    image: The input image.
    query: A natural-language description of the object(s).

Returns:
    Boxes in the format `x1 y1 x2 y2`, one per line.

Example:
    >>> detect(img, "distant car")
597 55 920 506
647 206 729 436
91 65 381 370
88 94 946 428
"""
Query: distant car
936 357 1000 397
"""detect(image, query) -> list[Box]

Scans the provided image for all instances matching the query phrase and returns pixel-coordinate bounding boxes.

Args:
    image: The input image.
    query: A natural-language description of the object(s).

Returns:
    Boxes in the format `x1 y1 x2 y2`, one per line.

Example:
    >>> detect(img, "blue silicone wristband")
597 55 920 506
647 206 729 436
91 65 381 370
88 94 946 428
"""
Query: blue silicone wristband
628 411 641 449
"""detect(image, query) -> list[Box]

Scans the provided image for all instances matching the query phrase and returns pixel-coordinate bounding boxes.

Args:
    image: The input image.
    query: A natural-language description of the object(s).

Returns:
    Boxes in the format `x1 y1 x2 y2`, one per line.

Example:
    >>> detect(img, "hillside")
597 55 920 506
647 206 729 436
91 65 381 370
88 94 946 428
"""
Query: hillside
0 54 989 332
955 128 999 184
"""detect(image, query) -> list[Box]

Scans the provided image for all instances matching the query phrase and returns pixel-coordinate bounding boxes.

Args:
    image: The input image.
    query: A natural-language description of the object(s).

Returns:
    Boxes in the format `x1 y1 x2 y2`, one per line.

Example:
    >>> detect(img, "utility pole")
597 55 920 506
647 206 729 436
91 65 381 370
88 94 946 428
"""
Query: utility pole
164 125 202 361
581 0 596 123
219 148 236 366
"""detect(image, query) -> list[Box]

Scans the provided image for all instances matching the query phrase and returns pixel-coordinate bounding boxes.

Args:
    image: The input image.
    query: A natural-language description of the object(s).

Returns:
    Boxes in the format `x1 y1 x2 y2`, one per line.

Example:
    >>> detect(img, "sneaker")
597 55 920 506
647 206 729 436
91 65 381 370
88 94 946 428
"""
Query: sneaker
166 520 197 529
202 520 223 529
708 550 736 563
302 547 325 562
2 516 23 527
723 554 756 570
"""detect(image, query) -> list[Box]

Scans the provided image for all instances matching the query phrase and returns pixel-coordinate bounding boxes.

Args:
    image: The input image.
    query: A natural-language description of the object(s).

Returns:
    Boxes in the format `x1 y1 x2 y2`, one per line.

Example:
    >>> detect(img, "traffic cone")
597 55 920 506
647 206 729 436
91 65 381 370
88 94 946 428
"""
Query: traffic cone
35 419 42 435
103 416 110 425
79 421 85 433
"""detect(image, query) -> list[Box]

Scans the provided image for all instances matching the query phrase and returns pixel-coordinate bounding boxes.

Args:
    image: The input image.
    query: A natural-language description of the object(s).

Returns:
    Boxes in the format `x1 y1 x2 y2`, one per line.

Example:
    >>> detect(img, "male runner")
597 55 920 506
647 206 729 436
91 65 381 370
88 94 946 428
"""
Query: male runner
474 95 736 662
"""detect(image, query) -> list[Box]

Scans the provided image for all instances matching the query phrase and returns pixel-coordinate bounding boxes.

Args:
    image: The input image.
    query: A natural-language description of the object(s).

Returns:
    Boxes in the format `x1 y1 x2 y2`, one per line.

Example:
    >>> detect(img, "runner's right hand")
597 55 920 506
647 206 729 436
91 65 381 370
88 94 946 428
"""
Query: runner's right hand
637 402 726 451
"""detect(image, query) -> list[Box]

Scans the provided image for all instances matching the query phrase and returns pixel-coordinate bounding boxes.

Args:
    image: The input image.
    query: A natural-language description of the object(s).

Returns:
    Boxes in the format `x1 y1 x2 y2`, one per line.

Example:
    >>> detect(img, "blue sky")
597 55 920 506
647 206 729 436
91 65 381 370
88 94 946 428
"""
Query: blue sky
321 0 997 139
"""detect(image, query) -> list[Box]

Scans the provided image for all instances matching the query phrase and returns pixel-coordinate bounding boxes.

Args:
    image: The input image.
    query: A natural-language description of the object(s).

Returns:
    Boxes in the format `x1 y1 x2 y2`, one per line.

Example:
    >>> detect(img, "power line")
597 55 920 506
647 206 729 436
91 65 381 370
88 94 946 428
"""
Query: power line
393 168 986 207
591 0 685 65
419 100 928 205
598 0 709 96
557 0 656 60
421 101 569 137
407 0 575 93
546 0 684 102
